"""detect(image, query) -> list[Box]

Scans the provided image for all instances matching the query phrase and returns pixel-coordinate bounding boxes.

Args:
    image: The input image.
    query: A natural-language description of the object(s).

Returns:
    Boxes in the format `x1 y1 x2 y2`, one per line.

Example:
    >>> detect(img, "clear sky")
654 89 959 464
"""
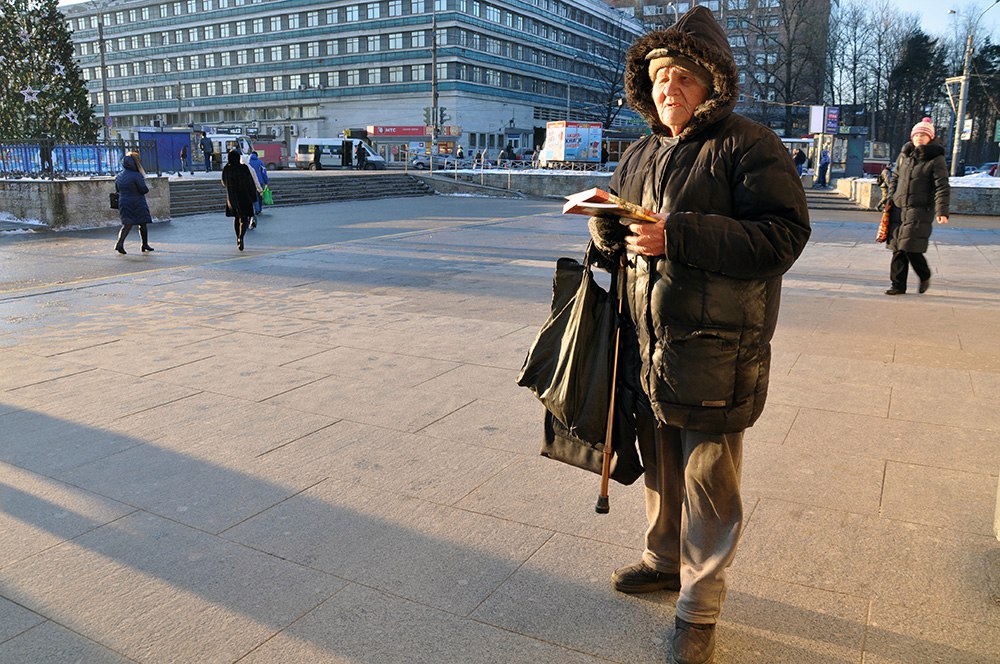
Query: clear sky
896 0 999 38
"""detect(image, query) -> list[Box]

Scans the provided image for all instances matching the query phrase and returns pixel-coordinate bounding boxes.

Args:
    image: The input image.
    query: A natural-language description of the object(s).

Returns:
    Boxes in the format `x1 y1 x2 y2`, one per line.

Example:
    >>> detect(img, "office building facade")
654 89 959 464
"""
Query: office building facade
62 0 644 160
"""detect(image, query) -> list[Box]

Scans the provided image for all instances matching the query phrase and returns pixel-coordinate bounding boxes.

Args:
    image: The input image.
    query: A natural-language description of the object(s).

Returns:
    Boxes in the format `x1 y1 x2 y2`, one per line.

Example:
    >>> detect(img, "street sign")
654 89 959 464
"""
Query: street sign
994 119 1000 142
961 116 973 141
824 107 840 134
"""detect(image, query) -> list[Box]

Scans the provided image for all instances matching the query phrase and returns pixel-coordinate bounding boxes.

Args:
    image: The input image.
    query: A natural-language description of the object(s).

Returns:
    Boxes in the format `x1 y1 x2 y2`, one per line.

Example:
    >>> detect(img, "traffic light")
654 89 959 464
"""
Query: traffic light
423 107 433 126
438 106 450 125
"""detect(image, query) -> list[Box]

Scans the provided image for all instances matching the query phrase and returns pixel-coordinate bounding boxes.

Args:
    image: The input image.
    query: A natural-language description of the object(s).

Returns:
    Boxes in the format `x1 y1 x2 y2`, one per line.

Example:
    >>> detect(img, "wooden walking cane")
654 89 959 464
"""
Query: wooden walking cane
596 257 626 514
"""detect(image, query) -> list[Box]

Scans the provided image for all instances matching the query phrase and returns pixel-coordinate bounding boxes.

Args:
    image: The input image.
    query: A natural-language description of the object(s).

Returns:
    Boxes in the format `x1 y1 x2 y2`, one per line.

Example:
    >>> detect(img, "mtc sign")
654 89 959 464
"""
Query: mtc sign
367 125 428 136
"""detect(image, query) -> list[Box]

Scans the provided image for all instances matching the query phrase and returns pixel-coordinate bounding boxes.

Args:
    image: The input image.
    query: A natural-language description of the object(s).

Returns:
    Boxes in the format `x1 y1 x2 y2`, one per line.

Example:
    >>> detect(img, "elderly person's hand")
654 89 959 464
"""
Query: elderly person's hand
625 213 668 256
936 215 949 224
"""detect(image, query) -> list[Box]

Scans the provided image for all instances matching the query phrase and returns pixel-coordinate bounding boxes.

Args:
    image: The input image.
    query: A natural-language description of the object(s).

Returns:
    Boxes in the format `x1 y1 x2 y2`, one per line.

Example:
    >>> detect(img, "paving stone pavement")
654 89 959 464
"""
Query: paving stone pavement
1 195 999 663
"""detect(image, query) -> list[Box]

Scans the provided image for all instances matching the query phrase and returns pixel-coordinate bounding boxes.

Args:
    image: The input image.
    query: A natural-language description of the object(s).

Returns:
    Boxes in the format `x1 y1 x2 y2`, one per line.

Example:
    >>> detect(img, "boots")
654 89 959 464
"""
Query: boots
138 224 154 252
115 225 130 254
235 218 245 251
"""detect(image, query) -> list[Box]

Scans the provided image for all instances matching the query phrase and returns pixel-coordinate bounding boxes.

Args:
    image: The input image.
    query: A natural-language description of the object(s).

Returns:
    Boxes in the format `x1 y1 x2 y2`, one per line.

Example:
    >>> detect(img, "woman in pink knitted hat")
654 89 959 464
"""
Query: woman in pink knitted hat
884 117 950 295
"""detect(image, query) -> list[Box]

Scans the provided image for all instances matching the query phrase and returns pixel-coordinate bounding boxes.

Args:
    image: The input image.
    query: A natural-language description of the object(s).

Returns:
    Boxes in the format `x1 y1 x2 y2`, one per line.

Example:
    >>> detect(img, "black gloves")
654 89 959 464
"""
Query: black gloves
587 215 627 271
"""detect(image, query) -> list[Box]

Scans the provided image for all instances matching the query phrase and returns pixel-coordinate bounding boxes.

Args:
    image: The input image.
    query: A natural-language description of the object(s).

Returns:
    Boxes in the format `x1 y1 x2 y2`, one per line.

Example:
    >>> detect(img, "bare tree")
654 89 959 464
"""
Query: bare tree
727 0 828 134
578 15 636 129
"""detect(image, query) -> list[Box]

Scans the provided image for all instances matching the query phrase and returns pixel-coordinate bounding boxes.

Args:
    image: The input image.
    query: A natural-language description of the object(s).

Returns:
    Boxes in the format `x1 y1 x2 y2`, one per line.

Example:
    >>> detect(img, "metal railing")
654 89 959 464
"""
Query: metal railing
0 139 159 179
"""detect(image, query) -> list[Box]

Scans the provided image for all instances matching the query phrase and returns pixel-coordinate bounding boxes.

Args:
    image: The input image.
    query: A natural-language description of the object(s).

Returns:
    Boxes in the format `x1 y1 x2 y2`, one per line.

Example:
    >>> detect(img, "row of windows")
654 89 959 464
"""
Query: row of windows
92 62 561 105
70 0 623 36
77 13 585 57
81 28 617 82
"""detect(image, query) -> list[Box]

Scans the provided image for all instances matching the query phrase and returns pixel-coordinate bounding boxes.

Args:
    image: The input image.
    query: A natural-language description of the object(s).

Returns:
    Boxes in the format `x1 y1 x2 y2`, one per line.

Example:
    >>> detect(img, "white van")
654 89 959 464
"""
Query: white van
293 138 385 170
205 134 253 170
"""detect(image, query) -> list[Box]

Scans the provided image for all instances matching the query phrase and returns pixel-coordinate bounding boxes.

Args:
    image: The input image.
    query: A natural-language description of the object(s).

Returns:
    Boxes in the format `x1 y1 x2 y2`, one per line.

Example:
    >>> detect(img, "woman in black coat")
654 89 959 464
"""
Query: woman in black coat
221 150 258 251
114 153 154 254
885 117 949 295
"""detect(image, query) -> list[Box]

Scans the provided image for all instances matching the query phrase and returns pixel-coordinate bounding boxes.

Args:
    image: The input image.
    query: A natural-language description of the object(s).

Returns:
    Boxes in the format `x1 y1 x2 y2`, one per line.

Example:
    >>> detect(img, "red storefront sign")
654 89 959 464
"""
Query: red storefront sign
367 125 428 136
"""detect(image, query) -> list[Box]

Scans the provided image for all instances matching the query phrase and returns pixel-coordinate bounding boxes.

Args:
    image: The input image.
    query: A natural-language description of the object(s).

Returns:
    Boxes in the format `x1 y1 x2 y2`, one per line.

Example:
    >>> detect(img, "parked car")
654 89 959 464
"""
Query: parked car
963 166 980 175
977 162 997 176
410 154 469 169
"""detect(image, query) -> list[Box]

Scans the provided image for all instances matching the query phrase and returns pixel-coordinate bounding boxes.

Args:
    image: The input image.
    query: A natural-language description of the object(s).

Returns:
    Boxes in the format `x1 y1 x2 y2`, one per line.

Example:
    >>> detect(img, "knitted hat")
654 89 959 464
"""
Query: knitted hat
910 117 935 140
645 49 713 91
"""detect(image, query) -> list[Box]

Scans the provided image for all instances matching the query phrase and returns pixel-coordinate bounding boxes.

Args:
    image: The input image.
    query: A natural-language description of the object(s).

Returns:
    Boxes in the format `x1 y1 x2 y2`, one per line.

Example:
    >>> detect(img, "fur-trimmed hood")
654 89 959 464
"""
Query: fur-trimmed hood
901 141 946 162
624 6 738 139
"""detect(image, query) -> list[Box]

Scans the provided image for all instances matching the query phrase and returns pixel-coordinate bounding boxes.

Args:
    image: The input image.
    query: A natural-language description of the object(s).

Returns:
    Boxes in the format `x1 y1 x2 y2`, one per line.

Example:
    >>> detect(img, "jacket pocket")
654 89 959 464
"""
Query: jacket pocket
652 326 740 408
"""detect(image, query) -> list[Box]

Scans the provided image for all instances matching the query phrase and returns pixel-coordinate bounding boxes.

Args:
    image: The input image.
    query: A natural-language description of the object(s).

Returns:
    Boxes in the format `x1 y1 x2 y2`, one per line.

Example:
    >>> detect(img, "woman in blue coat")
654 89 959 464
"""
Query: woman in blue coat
114 152 154 254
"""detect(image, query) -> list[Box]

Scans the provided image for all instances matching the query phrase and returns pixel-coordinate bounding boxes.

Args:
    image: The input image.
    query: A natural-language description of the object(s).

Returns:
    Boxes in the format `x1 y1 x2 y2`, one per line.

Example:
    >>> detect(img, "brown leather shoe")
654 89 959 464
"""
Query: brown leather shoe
669 618 716 664
611 562 680 594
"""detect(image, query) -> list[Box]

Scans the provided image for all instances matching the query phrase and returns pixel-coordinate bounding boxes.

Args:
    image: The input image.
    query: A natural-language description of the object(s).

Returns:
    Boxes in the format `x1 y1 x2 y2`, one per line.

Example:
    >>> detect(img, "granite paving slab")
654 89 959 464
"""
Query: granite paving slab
146 356 326 402
880 461 997 536
738 498 1000 627
55 443 325 534
0 621 132 664
889 384 1000 431
455 457 648 553
0 511 343 663
783 407 999 474
196 311 321 338
764 371 891 417
172 330 330 367
0 462 134 568
101 391 336 458
863 600 1000 664
222 477 553 615
54 338 215 378
471 532 676 663
0 410 147 475
283 346 459 387
7 369 198 426
0 349 94 390
419 397 544 455
264 375 473 432
741 442 884 514
715 571 867 663
238 583 606 664
0 595 44 643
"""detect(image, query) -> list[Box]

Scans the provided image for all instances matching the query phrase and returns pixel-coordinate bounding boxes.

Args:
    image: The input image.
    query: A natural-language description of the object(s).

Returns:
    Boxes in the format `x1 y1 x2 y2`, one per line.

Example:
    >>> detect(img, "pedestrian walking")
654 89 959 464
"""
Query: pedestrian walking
876 163 893 211
180 142 192 175
355 141 367 170
248 151 269 218
586 7 810 663
199 131 213 172
456 144 464 160
222 150 258 251
113 152 154 255
312 147 323 170
812 148 830 188
883 117 949 296
792 147 806 175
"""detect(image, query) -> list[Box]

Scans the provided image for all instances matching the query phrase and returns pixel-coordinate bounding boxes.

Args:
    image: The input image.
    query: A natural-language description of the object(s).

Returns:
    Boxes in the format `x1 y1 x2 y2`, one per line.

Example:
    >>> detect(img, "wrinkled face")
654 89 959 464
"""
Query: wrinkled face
652 66 710 136
911 133 930 147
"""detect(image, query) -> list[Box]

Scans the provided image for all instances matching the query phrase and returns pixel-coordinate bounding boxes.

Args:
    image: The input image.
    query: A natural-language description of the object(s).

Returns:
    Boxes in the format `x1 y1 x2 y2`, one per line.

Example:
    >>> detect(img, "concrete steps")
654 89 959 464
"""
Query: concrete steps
169 173 434 217
805 186 866 211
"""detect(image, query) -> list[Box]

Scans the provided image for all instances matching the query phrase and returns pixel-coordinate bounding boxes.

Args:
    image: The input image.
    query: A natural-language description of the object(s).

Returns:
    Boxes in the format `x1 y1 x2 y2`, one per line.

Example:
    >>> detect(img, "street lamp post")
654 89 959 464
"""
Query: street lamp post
430 2 438 175
948 1 999 177
96 17 110 140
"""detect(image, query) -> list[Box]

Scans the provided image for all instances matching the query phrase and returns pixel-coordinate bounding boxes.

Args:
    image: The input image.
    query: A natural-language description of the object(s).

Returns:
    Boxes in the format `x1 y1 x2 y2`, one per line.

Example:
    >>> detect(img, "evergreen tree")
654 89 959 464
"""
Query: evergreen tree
886 31 947 151
0 0 98 141
966 39 1000 166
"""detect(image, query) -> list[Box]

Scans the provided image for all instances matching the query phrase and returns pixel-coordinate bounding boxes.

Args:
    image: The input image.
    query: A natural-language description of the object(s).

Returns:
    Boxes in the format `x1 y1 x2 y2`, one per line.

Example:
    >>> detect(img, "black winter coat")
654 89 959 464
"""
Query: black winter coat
604 7 811 433
888 142 949 254
222 164 257 218
115 155 152 226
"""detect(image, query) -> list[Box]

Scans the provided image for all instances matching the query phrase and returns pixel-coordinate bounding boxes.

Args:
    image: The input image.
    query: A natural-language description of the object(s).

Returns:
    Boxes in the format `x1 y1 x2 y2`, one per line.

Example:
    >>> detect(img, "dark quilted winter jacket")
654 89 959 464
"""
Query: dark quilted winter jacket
600 7 811 433
888 141 949 254
115 155 152 226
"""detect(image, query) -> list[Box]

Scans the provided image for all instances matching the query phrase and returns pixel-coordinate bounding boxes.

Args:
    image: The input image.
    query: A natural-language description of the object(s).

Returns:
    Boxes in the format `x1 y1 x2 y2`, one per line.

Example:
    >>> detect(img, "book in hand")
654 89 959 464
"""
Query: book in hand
562 187 659 224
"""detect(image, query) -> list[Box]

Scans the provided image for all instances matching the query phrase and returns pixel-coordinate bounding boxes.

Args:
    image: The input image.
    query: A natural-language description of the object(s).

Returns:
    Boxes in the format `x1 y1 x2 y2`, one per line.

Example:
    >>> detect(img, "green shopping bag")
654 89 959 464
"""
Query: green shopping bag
262 186 273 206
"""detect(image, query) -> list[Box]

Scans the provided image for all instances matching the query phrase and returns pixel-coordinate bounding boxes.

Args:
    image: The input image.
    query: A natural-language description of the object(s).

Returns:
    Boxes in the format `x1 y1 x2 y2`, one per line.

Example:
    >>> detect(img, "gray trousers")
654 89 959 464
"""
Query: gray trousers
637 408 744 624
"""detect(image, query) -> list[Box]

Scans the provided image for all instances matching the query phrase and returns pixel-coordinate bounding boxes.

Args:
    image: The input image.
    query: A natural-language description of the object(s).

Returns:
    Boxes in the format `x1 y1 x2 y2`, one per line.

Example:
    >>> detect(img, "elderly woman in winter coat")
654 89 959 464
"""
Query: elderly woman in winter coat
221 150 259 251
884 117 949 295
114 152 154 254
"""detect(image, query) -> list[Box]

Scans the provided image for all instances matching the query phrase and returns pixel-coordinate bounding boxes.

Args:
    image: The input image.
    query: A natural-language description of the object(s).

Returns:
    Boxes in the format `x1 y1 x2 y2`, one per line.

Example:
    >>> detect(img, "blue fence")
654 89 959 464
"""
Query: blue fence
0 140 159 178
